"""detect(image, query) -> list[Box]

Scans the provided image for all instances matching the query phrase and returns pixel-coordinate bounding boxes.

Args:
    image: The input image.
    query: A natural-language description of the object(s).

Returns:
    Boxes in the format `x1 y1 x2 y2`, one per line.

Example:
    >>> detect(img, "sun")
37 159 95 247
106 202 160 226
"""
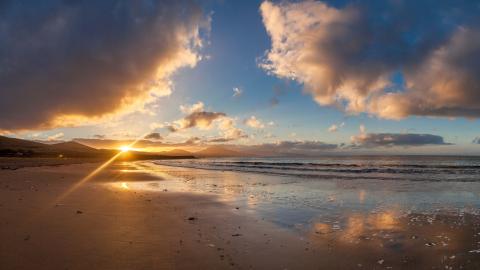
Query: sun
120 145 131 152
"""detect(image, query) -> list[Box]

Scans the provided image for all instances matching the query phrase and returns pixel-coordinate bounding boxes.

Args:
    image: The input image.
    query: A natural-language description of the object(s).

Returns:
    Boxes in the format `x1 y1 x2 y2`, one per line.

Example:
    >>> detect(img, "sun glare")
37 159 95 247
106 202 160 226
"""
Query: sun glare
120 145 131 152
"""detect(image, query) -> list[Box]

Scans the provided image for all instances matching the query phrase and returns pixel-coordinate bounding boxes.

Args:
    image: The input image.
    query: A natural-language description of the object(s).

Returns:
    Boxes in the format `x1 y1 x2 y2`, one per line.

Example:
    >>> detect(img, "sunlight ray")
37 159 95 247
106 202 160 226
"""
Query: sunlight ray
51 132 150 204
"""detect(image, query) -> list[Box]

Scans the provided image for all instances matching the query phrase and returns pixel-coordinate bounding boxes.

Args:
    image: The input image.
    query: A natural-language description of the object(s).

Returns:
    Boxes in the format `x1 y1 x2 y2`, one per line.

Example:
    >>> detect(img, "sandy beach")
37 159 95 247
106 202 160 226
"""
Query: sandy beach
0 161 320 270
1 160 480 269
2 0 480 269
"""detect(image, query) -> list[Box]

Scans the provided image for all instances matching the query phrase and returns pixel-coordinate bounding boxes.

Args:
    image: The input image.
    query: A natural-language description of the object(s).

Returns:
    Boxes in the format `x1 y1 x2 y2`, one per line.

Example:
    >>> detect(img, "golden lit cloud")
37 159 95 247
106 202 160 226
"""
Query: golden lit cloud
47 132 64 142
244 116 265 129
0 0 209 131
260 1 480 119
164 102 248 143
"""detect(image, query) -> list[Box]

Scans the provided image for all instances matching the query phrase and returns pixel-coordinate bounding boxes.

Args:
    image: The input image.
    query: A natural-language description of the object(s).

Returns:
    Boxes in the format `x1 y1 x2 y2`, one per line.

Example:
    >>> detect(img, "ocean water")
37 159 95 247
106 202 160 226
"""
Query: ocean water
152 155 480 182
111 156 480 265
121 156 480 227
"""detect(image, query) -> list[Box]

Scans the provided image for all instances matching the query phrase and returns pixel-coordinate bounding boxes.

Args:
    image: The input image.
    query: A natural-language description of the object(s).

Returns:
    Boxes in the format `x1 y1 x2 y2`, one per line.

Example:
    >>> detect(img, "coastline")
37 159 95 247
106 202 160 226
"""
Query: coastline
1 160 480 269
0 161 315 269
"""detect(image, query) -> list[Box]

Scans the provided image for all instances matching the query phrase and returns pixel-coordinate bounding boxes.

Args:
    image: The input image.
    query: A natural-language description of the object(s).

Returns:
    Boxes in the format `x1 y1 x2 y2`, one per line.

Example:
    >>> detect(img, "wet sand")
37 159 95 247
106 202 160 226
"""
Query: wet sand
1 161 480 269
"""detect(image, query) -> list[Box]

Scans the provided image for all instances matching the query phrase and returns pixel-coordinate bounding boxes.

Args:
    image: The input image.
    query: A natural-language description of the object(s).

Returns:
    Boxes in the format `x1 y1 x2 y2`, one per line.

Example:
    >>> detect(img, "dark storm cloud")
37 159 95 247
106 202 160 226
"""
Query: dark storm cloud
0 0 207 131
261 0 480 119
351 133 451 148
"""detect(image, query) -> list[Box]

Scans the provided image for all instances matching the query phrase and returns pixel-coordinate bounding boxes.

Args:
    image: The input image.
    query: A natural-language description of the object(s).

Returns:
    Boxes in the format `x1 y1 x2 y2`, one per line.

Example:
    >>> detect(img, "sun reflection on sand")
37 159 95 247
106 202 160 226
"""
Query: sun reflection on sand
313 223 331 234
311 210 401 244
374 211 397 230
120 182 129 189
342 214 366 242
52 151 123 204
50 133 152 205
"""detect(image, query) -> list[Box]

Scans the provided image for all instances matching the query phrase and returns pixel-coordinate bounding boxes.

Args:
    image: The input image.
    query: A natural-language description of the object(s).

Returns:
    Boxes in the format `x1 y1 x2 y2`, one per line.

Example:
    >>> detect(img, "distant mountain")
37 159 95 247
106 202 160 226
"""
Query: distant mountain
0 135 196 160
0 136 100 157
50 141 98 152
0 136 47 150
159 149 193 156
195 145 245 157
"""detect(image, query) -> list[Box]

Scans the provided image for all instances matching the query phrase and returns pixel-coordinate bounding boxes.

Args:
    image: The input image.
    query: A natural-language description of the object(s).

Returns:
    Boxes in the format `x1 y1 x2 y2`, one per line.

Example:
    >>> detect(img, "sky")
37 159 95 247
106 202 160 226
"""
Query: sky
2 0 480 155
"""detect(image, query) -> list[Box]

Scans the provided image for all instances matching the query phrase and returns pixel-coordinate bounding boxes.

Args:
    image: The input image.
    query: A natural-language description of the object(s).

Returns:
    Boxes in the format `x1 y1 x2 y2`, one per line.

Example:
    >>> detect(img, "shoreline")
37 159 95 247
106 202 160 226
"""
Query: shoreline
0 162 313 269
1 160 480 269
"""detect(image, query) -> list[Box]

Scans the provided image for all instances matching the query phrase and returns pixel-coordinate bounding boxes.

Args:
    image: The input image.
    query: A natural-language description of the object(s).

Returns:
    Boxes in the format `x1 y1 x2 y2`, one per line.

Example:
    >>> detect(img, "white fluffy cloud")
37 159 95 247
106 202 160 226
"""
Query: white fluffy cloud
244 116 265 129
260 0 480 119
167 102 247 142
180 102 205 114
169 111 226 132
328 122 345 133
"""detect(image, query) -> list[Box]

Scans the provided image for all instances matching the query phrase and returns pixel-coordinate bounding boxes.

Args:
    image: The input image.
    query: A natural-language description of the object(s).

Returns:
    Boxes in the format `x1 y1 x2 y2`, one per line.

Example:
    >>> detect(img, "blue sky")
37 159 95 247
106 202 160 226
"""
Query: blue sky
2 0 480 154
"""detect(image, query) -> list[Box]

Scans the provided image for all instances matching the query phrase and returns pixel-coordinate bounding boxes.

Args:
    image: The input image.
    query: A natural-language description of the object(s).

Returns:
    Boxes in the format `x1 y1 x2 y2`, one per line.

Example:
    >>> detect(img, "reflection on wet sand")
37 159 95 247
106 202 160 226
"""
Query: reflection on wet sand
309 209 480 269
120 182 129 189
358 189 366 203
102 161 480 269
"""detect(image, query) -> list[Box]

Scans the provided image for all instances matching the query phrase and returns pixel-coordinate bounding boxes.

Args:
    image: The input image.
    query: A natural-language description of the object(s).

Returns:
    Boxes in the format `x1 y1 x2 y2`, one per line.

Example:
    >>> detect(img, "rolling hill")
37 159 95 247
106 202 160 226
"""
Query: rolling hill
0 135 100 157
0 136 195 160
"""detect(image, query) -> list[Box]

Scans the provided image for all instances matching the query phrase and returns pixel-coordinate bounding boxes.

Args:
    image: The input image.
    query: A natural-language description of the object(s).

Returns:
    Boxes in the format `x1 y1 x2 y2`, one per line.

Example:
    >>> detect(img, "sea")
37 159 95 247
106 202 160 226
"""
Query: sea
119 156 480 230
152 155 480 182
109 155 480 266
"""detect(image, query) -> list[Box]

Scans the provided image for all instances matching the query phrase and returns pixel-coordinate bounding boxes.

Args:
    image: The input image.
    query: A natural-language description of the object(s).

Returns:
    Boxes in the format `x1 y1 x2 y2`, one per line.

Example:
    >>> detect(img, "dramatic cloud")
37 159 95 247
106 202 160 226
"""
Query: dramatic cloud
260 1 480 119
473 137 480 144
351 133 450 148
144 132 163 141
0 0 208 131
244 116 265 129
168 112 226 132
167 102 247 142
170 101 226 131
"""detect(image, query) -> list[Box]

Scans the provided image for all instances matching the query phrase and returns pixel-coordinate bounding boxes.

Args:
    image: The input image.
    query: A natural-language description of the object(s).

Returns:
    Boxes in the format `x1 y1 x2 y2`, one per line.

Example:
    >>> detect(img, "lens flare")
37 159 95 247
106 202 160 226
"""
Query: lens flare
120 145 131 152
51 132 150 205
